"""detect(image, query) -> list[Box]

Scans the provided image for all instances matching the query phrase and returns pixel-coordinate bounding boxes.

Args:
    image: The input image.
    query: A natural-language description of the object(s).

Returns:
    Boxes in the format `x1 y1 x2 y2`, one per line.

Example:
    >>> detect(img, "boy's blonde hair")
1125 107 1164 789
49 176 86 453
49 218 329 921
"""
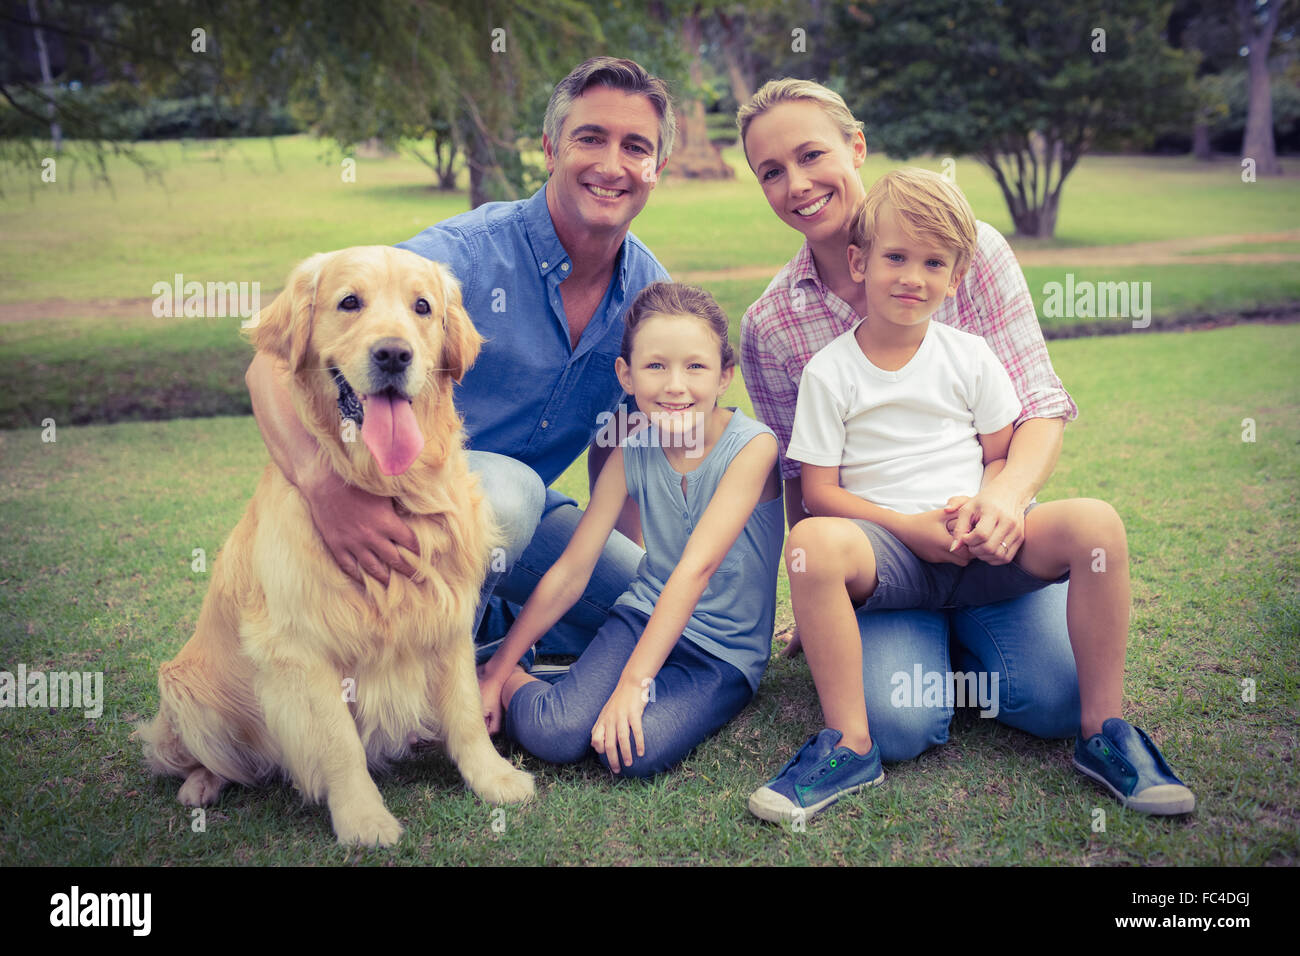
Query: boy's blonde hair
736 78 863 165
848 168 978 278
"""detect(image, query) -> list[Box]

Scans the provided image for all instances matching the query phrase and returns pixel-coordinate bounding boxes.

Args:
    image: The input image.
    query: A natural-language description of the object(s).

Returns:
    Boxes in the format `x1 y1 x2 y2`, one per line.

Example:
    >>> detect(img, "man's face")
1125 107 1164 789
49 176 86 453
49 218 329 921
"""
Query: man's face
544 86 664 238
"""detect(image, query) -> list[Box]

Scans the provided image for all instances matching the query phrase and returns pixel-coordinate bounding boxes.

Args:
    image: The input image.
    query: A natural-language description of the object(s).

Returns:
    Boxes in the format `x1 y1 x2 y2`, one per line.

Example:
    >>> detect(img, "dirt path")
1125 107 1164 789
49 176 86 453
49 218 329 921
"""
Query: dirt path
4 231 1299 324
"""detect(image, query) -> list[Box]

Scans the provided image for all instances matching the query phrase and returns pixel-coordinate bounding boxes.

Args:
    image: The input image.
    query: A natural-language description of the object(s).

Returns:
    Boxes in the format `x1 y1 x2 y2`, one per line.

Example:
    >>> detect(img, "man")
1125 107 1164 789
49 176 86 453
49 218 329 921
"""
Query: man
245 57 675 661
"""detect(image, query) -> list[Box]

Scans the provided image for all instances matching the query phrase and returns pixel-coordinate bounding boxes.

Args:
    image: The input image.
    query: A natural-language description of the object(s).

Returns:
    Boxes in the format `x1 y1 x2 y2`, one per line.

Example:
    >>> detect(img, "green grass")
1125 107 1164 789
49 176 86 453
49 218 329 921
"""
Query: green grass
1 325 1295 865
3 138 1298 303
1 264 1293 432
3 138 1297 433
1022 265 1300 330
0 311 254 427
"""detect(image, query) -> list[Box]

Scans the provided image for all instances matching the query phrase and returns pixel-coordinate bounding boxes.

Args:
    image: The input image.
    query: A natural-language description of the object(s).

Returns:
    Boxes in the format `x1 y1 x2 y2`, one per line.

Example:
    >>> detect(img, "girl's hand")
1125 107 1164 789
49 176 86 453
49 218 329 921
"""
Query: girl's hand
897 509 972 565
478 670 506 736
591 677 651 773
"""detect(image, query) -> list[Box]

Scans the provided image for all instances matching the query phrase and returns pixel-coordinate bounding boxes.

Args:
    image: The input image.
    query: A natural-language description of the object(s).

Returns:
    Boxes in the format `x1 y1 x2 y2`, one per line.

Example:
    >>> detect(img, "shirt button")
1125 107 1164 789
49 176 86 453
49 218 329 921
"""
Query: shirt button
541 261 549 269
541 420 549 428
561 263 570 271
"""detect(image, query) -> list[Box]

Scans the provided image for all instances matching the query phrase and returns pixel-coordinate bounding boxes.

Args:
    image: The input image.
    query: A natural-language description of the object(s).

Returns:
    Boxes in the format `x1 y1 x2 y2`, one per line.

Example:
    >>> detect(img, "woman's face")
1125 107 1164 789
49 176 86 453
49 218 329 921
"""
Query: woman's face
743 100 867 245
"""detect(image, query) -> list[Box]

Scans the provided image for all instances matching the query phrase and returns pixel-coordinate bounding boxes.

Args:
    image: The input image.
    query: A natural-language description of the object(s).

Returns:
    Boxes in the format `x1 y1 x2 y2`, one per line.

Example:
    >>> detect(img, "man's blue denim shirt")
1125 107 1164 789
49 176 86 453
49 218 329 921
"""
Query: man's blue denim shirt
396 185 670 487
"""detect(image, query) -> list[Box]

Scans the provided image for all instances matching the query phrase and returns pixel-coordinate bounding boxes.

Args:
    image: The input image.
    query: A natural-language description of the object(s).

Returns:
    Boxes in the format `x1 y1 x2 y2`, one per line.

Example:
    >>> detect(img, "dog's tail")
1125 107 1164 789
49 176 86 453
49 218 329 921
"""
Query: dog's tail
135 709 197 779
136 656 275 786
135 668 202 779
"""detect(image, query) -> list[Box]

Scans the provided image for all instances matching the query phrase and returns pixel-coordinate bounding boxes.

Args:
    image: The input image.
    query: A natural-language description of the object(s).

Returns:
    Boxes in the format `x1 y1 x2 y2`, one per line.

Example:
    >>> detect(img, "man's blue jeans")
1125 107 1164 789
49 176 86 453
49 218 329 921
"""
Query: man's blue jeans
467 451 1080 759
468 452 642 661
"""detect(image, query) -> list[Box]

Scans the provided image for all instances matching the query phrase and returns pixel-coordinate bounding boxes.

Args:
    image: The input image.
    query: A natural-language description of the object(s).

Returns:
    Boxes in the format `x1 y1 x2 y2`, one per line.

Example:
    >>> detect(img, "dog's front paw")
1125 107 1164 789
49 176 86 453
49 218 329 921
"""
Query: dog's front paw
475 765 535 805
333 805 404 847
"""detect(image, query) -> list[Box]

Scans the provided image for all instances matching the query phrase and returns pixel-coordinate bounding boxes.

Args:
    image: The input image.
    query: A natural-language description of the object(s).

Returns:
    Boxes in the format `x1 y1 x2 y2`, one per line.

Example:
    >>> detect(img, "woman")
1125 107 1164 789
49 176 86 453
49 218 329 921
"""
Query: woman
736 79 1081 761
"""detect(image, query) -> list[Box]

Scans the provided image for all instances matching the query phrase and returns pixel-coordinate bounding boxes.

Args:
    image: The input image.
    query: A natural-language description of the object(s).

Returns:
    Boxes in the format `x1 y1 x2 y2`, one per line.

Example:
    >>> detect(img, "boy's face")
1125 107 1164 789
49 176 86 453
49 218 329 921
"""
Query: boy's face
849 204 964 331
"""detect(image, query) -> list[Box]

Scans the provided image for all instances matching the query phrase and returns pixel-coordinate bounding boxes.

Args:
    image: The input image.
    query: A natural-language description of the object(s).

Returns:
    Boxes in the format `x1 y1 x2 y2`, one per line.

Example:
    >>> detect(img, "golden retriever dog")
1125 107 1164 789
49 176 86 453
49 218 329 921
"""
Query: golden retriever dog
137 246 534 846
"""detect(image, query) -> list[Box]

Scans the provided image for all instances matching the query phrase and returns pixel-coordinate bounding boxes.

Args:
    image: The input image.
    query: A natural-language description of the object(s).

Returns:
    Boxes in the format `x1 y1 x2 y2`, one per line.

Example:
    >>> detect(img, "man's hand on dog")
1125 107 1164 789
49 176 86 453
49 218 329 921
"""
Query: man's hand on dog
304 467 420 585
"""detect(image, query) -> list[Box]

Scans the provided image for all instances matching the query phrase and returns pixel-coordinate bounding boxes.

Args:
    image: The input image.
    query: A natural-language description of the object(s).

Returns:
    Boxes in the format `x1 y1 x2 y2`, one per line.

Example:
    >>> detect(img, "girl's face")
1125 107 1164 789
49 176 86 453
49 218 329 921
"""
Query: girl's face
743 100 867 245
615 313 734 439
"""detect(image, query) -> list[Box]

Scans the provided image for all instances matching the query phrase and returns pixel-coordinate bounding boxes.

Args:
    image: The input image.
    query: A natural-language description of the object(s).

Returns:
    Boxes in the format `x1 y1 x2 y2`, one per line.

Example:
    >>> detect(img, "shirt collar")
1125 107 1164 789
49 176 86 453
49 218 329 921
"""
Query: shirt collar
522 185 568 278
788 240 826 294
523 183 631 291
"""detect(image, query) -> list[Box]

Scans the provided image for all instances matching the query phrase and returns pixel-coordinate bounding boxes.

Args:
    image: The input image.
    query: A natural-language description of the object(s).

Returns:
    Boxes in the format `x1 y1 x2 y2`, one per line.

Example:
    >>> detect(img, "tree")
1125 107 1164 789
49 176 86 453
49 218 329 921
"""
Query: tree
834 0 1197 238
672 3 733 178
0 1 200 186
1168 0 1238 160
220 0 600 207
1 0 601 207
1236 0 1288 175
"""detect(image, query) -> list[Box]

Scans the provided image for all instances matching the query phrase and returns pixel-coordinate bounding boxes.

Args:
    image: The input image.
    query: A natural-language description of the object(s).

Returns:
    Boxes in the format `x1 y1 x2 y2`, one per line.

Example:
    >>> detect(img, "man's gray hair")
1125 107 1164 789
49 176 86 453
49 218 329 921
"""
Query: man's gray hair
543 57 676 168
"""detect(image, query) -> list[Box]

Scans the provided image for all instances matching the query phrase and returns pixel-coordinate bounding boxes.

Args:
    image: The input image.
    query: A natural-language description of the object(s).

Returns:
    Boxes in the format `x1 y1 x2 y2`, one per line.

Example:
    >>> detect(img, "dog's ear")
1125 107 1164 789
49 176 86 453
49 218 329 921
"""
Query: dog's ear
435 263 483 383
246 252 330 372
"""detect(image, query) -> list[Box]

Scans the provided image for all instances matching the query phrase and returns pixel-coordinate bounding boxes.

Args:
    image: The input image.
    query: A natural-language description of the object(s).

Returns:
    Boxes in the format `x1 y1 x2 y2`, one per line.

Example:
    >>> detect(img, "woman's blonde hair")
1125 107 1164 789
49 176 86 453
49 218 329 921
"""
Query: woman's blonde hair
736 78 863 165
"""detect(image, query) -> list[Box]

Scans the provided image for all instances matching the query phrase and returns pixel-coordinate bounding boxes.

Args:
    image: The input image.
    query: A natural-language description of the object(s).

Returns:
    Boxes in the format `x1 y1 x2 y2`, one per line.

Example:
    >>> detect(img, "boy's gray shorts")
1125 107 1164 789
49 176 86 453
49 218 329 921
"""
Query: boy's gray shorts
849 515 1069 612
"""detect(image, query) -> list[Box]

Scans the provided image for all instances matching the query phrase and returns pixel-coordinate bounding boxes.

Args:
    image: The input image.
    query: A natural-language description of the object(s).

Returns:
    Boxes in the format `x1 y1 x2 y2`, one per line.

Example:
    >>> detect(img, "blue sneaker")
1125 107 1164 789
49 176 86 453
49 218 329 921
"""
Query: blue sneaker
1073 718 1195 815
748 729 885 823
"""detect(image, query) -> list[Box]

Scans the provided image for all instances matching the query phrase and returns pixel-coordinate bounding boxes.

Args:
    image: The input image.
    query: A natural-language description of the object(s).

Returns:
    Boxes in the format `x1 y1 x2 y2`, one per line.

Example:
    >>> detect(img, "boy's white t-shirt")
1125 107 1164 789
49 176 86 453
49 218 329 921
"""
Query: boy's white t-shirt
788 320 1023 515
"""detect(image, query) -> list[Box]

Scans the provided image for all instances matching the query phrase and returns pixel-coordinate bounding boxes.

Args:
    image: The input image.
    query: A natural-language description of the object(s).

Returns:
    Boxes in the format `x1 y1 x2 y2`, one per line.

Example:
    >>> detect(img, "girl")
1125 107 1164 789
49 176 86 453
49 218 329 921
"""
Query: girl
477 282 785 776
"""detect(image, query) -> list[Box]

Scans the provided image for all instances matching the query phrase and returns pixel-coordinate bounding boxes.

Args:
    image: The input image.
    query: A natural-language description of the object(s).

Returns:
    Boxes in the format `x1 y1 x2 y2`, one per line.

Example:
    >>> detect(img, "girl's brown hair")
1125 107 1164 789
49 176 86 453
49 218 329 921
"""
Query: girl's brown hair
620 282 736 370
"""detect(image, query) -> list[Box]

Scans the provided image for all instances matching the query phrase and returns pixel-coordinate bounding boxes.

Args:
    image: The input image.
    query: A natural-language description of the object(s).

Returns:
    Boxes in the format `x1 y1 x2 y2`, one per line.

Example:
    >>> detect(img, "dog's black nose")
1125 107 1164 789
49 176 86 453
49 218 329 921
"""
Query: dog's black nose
371 337 413 374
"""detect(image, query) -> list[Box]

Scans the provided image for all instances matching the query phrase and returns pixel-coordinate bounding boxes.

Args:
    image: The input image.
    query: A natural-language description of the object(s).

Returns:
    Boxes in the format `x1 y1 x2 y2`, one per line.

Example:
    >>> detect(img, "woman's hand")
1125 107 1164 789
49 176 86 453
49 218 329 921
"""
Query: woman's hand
591 677 652 773
946 486 1025 565
896 508 972 565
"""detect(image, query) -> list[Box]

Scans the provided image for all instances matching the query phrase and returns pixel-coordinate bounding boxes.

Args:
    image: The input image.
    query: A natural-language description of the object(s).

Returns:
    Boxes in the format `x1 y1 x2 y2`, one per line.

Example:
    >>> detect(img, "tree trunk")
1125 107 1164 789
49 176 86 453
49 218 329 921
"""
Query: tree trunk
28 0 62 152
434 128 457 190
671 8 734 180
461 110 515 208
716 10 753 106
1009 202 1059 239
986 147 1061 239
466 132 494 209
1192 121 1212 160
1238 0 1283 176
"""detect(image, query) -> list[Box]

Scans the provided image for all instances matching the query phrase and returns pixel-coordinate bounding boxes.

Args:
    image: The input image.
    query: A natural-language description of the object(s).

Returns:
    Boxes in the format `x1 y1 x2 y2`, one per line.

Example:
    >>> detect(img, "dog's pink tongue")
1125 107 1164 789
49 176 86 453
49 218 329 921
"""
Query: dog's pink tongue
361 392 424 476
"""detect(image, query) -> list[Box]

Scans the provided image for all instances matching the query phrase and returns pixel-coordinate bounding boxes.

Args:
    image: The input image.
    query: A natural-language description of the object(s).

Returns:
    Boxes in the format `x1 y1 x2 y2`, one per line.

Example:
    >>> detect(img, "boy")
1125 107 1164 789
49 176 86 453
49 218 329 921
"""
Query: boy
748 168 1194 823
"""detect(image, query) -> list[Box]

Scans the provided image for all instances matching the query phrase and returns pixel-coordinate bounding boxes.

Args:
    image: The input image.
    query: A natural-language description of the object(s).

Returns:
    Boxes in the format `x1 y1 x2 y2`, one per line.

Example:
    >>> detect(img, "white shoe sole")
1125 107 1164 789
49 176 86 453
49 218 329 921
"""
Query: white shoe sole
748 770 885 824
1073 759 1196 815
